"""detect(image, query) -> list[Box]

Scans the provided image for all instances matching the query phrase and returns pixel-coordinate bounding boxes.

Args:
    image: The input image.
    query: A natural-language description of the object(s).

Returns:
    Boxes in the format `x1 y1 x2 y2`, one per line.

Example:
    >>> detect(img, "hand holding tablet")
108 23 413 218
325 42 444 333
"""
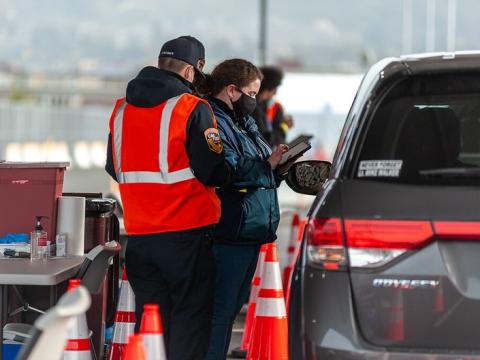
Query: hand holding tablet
276 140 312 175
267 144 289 170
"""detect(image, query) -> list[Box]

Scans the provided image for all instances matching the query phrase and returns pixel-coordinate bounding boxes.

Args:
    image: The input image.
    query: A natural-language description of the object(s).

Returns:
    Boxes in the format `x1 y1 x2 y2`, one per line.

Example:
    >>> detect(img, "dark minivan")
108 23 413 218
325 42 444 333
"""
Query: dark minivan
286 52 480 359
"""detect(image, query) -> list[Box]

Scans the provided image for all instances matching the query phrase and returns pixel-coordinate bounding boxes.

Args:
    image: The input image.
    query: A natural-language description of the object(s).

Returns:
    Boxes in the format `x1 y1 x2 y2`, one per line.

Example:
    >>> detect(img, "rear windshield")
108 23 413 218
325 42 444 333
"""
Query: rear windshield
355 73 480 185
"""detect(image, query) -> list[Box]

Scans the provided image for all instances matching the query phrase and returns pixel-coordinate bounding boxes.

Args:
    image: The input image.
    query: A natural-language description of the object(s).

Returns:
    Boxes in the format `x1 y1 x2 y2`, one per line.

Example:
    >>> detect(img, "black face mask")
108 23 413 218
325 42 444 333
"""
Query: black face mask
232 91 257 118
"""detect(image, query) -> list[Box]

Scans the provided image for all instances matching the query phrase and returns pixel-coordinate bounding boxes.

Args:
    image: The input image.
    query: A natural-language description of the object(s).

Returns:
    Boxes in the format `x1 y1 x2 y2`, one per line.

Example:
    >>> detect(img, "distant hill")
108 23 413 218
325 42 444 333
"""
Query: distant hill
1 0 480 75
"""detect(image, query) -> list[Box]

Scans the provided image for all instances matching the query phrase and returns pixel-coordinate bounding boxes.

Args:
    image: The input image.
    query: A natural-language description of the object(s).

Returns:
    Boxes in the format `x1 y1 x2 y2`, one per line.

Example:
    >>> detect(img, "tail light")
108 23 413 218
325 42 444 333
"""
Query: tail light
345 220 433 268
306 218 434 269
306 218 347 270
433 221 480 240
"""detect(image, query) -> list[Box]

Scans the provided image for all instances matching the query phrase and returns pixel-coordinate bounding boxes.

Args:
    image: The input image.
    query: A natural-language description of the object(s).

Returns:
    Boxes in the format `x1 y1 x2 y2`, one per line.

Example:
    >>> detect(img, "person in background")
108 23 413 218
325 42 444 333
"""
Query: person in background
105 36 232 360
197 58 287 360
252 66 294 146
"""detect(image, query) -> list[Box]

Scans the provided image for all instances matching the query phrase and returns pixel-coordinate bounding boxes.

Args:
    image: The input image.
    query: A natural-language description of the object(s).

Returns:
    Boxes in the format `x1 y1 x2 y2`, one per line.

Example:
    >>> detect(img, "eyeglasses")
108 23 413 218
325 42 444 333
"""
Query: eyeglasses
234 86 257 98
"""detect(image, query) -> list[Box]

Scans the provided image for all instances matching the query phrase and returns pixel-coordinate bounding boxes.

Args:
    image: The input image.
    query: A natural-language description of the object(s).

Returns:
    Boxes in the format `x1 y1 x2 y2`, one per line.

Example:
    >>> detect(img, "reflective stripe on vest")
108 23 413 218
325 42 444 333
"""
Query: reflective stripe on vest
113 95 195 184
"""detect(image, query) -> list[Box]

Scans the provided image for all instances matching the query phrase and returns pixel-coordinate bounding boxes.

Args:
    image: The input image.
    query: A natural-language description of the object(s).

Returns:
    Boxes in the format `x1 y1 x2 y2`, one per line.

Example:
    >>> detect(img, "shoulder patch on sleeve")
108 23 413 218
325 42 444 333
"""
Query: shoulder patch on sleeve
204 128 223 154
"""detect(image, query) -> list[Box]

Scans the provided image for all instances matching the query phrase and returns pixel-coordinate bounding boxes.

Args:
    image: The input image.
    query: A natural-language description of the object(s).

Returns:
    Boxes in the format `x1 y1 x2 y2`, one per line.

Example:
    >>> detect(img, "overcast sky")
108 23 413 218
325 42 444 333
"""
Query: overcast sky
1 0 480 74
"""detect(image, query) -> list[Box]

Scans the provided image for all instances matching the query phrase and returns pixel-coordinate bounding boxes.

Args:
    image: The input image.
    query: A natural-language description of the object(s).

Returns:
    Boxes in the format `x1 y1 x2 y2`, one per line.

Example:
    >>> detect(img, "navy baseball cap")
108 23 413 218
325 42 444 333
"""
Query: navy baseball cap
159 36 205 73
179 35 205 60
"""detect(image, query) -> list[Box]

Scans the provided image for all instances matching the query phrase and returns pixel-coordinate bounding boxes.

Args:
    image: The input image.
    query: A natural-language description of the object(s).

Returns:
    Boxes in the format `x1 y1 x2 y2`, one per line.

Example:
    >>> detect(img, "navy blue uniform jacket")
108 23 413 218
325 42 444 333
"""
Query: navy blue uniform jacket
209 97 280 245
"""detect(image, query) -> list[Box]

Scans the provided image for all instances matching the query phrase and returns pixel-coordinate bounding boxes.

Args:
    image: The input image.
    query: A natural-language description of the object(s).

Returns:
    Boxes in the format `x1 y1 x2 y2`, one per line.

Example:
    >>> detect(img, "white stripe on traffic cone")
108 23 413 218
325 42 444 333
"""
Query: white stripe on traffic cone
109 267 136 360
247 243 288 360
140 304 166 360
64 279 92 360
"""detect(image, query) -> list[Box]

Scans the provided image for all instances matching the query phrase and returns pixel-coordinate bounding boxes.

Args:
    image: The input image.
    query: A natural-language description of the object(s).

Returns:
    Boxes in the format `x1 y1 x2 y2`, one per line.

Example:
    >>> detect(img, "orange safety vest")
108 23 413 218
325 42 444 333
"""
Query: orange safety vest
109 93 221 235
266 101 281 125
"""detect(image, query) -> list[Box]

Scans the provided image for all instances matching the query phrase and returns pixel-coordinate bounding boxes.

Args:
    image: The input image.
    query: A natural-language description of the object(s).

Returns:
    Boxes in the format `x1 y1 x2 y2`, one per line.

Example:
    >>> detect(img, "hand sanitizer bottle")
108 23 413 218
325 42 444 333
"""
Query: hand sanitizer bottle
30 216 48 261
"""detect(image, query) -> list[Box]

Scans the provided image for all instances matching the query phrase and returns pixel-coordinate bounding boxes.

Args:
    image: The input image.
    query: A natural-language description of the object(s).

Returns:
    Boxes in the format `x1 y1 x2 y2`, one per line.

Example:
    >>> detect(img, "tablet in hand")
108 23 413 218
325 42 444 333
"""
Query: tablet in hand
279 141 312 165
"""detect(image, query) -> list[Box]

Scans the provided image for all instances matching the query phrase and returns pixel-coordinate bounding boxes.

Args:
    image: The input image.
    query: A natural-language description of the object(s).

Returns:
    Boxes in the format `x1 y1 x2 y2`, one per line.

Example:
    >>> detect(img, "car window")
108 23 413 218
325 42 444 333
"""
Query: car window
355 74 480 184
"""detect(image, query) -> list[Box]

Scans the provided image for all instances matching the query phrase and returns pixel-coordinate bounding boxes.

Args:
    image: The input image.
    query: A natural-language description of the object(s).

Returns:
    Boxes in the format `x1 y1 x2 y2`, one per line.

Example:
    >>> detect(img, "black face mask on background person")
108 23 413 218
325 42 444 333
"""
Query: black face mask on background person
232 91 257 118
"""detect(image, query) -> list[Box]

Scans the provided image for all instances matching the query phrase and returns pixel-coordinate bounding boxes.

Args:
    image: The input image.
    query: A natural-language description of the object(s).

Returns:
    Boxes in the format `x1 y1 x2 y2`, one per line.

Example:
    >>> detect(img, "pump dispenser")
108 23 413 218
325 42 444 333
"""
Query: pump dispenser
30 216 48 260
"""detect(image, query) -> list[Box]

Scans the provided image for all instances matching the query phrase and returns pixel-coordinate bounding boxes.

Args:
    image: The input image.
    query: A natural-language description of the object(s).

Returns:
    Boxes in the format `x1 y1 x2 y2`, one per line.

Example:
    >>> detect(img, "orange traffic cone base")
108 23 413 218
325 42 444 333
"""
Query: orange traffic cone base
124 334 146 360
247 318 288 359
247 243 288 360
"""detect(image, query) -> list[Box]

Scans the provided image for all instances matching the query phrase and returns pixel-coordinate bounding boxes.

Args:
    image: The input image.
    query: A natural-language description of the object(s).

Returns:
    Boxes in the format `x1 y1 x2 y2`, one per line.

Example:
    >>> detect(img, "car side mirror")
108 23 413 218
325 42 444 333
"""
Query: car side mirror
286 160 331 195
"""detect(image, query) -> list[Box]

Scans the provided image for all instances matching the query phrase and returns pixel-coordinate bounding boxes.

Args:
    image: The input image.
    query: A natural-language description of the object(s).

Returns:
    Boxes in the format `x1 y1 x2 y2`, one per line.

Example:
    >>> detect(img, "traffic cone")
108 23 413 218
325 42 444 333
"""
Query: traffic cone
285 217 308 311
64 279 92 360
282 213 300 290
124 334 146 360
109 267 136 360
247 243 288 360
140 304 167 360
230 244 268 358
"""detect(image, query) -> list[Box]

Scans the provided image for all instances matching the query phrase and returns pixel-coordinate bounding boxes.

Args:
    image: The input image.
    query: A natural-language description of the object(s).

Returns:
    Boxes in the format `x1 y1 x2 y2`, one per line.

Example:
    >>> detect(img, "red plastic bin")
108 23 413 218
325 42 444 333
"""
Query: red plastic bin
0 162 69 242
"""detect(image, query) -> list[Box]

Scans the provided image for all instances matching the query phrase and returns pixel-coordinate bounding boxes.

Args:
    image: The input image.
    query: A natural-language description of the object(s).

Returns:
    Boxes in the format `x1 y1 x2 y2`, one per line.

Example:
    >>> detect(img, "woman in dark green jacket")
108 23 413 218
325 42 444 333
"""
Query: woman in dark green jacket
201 59 287 360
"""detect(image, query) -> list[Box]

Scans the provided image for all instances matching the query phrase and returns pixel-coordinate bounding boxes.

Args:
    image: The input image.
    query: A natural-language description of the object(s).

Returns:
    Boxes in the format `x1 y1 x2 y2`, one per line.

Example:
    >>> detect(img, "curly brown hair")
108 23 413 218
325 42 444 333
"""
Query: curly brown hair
259 66 283 92
196 58 263 96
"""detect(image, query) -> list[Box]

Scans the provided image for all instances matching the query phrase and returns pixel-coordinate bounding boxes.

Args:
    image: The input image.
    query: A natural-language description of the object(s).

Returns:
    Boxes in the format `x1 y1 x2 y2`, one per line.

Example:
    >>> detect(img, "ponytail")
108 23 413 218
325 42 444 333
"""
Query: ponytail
193 73 215 96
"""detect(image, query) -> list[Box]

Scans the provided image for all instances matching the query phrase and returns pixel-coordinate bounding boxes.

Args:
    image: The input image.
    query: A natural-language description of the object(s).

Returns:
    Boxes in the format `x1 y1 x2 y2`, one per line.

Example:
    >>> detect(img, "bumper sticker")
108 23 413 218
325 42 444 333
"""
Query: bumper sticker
358 160 403 178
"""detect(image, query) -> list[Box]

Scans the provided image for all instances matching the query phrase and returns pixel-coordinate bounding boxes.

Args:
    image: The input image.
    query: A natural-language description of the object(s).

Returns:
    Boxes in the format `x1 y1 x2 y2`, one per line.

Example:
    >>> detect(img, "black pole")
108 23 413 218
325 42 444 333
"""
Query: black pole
259 0 267 65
